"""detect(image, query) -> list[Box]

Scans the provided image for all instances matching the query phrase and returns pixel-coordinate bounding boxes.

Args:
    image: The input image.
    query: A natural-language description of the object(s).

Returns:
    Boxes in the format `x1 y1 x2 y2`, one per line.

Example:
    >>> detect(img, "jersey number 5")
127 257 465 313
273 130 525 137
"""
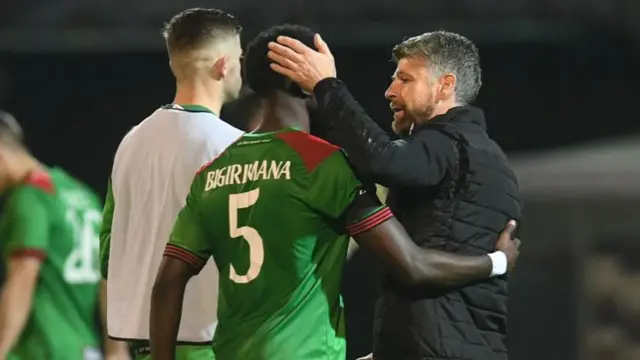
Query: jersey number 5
63 209 101 284
228 188 264 284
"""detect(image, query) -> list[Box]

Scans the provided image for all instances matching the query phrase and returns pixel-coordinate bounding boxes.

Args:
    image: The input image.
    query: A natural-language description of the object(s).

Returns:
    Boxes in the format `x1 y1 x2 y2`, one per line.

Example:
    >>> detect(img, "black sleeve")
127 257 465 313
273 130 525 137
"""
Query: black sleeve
341 182 493 287
313 78 457 188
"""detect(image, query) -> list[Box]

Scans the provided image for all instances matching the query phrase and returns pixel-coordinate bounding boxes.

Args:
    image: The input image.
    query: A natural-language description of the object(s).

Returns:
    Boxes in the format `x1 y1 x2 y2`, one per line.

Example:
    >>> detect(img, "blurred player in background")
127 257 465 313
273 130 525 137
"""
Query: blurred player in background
0 110 128 360
99 8 243 360
149 24 520 360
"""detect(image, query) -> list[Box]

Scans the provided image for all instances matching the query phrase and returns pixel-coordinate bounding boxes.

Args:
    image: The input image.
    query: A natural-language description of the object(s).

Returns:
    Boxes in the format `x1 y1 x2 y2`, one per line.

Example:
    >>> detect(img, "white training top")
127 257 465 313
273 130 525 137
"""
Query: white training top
106 105 243 342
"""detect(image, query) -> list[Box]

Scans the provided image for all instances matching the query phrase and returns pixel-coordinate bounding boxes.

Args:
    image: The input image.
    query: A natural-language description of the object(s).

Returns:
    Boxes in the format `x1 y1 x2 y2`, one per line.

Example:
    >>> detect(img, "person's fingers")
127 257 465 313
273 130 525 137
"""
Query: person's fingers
267 51 299 70
314 34 332 56
502 220 517 236
268 42 304 62
513 237 521 248
276 36 314 54
270 63 298 80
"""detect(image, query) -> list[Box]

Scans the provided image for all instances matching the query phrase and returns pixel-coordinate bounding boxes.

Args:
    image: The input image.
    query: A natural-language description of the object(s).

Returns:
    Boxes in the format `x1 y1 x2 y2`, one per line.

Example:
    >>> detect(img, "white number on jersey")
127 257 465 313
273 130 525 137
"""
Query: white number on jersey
63 208 101 284
228 188 264 284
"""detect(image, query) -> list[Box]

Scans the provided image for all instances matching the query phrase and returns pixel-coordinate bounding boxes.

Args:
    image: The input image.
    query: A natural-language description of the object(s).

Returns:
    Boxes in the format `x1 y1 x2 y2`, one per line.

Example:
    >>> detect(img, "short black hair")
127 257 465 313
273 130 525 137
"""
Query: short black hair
0 110 23 148
163 8 241 54
244 24 315 97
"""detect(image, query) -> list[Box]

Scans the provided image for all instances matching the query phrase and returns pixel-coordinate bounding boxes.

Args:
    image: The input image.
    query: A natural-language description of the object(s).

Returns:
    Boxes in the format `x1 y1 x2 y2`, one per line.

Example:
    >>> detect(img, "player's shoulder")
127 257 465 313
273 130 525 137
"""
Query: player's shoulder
52 168 102 205
195 137 242 176
113 121 141 161
160 108 244 152
4 170 56 211
195 118 244 152
275 130 342 173
22 169 56 195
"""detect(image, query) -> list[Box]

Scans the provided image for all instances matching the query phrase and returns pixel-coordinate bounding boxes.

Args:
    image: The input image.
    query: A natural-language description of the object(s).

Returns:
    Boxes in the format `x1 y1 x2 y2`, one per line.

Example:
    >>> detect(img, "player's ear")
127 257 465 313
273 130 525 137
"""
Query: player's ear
212 56 229 80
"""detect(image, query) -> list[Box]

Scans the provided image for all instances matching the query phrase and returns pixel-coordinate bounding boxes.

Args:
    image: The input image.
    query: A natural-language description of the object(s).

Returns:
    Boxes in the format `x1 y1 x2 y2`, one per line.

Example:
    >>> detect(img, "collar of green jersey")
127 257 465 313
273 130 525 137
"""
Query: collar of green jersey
245 127 302 137
162 104 216 115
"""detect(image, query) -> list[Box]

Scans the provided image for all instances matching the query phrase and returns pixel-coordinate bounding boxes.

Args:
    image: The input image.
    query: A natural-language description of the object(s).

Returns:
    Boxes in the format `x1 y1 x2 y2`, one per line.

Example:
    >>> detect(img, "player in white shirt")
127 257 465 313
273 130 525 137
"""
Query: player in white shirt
98 8 244 360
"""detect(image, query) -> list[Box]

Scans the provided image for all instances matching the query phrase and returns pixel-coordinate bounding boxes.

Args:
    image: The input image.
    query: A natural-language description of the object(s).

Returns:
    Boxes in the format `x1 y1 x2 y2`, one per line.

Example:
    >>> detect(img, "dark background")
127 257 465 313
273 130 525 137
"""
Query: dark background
1 1 640 359
4 38 639 190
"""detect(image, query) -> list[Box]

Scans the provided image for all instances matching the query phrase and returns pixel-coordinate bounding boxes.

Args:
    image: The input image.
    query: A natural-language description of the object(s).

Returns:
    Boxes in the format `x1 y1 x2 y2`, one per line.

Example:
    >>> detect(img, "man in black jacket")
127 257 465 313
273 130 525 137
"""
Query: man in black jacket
267 31 522 360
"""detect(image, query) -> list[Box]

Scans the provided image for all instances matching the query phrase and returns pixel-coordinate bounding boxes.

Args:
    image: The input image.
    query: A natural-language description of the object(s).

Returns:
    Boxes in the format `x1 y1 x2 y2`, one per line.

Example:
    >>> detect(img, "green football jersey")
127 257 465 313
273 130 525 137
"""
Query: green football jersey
167 128 393 360
0 167 103 360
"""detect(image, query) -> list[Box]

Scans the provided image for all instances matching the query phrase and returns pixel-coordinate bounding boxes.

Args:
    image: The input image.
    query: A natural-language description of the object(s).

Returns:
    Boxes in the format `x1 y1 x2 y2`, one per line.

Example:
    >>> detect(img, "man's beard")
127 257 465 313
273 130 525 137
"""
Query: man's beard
391 102 436 137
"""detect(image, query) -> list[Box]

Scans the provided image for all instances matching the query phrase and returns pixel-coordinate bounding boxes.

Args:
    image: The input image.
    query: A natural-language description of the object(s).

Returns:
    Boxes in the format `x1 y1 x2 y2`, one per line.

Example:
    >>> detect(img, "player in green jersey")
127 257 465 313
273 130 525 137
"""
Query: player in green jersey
149 25 520 360
0 112 129 360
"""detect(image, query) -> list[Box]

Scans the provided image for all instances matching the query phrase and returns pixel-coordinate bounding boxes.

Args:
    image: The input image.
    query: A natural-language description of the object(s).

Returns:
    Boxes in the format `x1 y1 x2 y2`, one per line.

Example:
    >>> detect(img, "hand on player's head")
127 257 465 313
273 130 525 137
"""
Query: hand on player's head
244 24 315 97
267 33 336 92
496 220 520 271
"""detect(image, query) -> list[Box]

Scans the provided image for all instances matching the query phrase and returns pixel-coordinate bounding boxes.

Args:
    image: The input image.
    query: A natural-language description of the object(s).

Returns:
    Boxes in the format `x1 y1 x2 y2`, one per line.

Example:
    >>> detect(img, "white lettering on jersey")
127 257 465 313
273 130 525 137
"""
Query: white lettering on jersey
205 160 291 191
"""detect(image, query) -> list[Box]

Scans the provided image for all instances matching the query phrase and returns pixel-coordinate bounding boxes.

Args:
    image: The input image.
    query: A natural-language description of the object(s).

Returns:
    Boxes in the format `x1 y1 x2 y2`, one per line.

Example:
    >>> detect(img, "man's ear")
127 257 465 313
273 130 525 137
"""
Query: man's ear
436 73 456 102
212 56 229 80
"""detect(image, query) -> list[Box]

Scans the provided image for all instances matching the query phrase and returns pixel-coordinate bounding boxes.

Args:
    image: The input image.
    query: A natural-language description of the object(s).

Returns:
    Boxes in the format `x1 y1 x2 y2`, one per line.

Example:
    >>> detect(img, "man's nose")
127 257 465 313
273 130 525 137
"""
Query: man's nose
385 86 396 101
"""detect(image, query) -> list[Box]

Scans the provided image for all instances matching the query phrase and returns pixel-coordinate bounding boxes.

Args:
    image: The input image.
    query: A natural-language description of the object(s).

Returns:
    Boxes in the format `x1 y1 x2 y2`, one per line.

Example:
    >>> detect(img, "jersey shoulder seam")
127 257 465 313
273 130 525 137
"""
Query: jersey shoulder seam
275 130 340 173
23 170 56 194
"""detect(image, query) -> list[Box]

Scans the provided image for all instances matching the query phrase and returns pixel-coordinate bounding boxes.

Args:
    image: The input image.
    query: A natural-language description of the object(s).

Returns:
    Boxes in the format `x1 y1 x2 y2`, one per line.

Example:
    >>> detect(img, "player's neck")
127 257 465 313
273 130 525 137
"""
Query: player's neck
9 153 43 185
173 81 224 115
254 91 309 133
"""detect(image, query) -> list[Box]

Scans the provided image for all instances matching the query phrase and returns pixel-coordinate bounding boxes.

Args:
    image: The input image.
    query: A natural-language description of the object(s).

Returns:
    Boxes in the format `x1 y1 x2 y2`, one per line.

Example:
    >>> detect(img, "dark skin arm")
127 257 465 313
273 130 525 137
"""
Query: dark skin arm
346 188 519 287
353 217 518 287
149 258 197 360
147 229 504 360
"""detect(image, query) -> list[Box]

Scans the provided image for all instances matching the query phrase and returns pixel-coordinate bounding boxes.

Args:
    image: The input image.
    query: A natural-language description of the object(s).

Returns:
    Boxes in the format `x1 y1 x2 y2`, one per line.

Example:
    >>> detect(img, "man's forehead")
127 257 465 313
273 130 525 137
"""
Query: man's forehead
395 57 429 74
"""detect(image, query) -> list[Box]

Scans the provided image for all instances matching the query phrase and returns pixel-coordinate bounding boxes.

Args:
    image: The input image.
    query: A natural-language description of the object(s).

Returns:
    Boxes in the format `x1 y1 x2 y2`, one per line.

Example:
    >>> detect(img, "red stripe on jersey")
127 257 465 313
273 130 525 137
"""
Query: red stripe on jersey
24 170 55 194
276 130 340 172
346 207 394 236
164 244 206 270
196 134 245 175
10 248 47 261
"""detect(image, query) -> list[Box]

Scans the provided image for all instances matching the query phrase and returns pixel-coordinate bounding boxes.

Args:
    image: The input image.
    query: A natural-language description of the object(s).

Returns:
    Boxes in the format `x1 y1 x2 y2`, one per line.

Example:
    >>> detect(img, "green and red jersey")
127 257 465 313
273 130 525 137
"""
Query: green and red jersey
0 167 102 360
167 129 392 360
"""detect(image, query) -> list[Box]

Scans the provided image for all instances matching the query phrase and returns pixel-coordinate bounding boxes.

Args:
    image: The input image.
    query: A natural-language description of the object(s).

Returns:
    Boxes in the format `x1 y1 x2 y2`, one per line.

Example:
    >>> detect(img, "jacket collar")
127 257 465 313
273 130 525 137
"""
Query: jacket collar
412 105 486 134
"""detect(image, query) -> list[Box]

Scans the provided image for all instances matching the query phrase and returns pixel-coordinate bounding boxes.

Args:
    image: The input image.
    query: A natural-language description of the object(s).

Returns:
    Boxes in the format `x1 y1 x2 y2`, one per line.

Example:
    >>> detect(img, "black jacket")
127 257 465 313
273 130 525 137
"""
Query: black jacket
313 78 522 360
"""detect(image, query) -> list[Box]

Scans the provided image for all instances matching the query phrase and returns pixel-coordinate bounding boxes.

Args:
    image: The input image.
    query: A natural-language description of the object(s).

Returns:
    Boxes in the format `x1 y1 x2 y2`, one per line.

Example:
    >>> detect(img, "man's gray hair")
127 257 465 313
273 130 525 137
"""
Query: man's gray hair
392 31 482 104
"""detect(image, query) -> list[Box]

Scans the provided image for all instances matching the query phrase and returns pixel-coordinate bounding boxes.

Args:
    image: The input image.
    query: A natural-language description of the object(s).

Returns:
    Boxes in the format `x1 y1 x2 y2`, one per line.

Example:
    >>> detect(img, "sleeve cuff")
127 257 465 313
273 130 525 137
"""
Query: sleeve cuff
346 207 394 236
10 248 47 261
164 244 207 271
312 77 343 99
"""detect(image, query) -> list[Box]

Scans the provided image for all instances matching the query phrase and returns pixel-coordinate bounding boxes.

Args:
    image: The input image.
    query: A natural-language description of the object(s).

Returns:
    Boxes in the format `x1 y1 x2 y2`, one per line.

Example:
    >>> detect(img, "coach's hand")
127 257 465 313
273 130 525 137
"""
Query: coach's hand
496 220 521 271
268 34 337 92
